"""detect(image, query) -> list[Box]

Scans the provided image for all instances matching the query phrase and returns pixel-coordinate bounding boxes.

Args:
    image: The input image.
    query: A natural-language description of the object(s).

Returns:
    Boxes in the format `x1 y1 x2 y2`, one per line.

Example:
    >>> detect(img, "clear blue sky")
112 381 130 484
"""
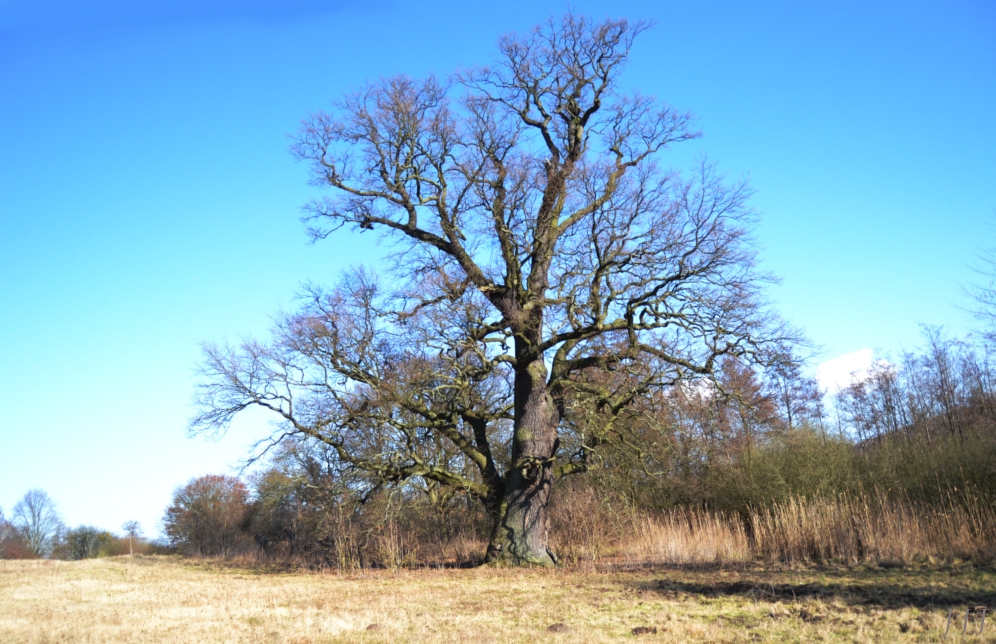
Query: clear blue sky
1 0 993 537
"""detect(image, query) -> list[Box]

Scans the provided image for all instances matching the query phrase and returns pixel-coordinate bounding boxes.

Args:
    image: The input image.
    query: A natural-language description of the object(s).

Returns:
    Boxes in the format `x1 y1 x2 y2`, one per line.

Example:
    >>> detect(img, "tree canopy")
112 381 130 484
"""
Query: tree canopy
192 14 795 565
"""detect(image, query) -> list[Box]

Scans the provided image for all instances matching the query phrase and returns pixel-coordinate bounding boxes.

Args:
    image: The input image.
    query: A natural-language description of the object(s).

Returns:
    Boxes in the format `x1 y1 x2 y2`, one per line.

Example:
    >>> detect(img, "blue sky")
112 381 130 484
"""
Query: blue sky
1 0 993 537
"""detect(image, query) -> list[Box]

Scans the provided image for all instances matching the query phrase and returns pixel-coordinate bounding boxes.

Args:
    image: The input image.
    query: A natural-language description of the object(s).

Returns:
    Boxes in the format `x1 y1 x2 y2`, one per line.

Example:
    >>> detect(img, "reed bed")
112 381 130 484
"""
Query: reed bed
621 509 752 565
612 492 996 567
750 492 996 565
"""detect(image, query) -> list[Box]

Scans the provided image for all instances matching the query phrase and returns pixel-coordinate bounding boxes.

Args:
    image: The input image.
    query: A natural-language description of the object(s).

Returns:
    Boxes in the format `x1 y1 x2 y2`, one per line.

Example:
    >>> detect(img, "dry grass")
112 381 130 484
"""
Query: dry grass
750 493 996 566
2 556 995 642
623 510 752 566
563 493 996 569
3 494 992 641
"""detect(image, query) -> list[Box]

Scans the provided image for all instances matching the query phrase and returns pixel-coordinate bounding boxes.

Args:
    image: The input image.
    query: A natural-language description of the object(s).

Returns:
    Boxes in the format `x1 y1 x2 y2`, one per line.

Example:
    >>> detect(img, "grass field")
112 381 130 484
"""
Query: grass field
1 556 995 643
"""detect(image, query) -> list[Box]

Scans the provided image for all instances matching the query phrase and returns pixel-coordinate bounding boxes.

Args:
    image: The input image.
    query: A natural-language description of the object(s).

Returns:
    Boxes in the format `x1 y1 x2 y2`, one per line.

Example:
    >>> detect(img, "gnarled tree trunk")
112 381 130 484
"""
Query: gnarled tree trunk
485 357 560 566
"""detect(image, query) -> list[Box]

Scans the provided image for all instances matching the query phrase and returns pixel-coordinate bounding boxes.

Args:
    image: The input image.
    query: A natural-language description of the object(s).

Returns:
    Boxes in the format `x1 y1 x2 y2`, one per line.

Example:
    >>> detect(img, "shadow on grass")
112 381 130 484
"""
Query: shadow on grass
170 555 485 575
622 564 996 609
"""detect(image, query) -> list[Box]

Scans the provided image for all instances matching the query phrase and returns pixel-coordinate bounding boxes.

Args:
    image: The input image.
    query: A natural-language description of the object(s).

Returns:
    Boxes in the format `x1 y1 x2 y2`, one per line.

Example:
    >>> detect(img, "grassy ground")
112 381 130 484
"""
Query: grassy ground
1 556 995 643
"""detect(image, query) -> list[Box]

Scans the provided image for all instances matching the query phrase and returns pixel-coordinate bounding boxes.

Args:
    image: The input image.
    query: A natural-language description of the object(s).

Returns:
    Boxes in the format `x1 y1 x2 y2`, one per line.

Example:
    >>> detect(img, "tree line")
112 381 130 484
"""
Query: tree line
0 489 147 560
4 323 992 565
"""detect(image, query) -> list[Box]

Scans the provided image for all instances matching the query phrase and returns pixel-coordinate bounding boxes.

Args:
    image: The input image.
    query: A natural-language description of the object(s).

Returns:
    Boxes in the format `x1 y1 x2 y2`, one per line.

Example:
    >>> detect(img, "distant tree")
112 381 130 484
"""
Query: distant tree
766 359 824 432
716 358 781 454
121 521 142 556
163 475 250 557
12 489 63 557
837 359 905 443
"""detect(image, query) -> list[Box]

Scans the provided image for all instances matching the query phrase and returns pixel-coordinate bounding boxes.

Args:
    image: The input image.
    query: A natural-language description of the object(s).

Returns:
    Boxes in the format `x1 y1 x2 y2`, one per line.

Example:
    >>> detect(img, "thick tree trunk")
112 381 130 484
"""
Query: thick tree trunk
485 358 559 566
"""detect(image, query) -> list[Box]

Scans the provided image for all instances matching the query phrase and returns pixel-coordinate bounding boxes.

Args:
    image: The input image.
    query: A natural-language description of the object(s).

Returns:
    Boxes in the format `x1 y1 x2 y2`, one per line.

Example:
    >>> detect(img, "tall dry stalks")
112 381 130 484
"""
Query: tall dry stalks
622 508 751 565
375 521 420 571
750 492 996 565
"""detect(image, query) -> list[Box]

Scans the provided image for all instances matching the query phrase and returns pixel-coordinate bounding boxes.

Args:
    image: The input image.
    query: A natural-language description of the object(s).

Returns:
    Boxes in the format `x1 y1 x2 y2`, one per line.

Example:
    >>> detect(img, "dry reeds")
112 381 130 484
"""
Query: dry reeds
622 508 751 565
750 492 996 565
616 492 996 567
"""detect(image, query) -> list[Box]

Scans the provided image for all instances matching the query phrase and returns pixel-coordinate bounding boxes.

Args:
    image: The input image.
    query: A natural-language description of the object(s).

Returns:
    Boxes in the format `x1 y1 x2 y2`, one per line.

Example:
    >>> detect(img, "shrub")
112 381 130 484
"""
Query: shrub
0 509 35 560
163 475 251 557
60 526 113 560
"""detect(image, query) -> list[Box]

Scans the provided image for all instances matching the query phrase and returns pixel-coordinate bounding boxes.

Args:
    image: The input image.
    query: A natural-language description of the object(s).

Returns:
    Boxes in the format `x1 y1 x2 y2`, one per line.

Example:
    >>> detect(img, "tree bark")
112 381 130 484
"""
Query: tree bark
485 357 559 566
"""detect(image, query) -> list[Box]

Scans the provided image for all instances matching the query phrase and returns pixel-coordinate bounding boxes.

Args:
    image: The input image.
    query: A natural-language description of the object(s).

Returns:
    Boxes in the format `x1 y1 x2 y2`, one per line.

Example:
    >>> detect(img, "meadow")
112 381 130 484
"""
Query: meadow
2 555 995 643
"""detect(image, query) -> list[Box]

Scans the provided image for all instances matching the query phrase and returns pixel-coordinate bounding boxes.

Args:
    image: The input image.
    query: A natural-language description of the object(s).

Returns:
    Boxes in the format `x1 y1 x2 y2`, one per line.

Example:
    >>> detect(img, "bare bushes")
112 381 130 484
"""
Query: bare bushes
374 521 420 570
163 472 996 569
251 485 996 570
241 486 490 571
304 511 480 571
548 484 625 565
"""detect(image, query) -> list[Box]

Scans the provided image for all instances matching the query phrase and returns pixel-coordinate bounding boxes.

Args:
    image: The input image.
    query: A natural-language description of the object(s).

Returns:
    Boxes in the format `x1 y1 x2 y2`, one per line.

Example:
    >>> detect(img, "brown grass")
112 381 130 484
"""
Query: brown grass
5 494 990 641
557 492 996 569
2 555 994 642
622 510 752 566
750 493 996 566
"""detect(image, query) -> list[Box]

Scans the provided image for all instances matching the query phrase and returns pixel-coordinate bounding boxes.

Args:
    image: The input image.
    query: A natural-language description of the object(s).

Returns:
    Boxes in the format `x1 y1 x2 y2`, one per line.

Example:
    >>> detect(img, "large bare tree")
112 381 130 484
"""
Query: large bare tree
192 15 794 565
